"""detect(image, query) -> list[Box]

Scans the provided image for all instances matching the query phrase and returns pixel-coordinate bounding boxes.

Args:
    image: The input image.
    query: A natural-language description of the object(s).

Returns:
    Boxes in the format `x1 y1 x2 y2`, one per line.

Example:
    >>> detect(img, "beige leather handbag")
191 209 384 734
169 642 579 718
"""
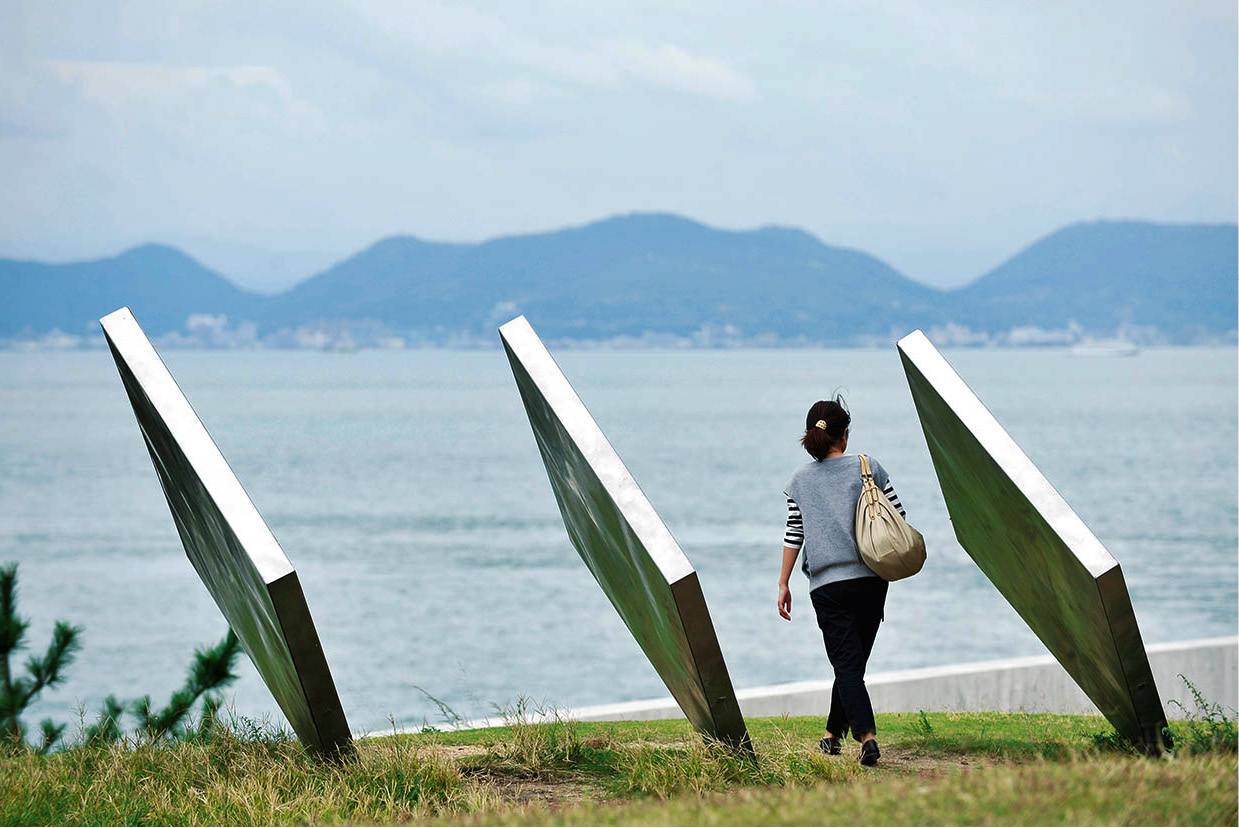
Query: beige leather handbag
855 454 926 581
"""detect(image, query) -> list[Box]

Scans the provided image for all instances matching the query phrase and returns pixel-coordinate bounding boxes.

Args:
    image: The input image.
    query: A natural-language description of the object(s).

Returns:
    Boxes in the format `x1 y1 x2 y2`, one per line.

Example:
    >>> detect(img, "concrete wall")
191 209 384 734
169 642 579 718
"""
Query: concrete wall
374 637 1235 735
564 636 1237 724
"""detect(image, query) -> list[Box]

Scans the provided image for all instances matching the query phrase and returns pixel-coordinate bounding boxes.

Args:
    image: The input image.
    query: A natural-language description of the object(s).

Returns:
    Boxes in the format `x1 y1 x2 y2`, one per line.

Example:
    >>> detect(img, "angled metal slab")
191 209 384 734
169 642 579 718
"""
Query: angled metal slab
897 329 1167 751
100 307 352 758
500 316 751 750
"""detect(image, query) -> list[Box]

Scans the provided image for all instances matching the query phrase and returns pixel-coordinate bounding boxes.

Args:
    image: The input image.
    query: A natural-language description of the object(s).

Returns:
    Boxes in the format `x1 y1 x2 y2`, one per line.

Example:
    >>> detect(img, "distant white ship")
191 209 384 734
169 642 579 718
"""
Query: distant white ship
1069 339 1140 357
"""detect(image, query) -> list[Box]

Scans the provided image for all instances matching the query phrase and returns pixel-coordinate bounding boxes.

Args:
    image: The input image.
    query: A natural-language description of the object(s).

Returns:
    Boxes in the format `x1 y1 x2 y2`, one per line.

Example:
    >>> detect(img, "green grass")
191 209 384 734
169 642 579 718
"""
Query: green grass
2 712 1234 826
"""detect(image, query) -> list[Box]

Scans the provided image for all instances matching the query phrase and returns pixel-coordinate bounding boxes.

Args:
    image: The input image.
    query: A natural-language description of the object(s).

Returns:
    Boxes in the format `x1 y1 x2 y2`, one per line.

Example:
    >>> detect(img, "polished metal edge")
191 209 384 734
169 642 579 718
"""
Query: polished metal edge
100 306 352 758
897 329 1168 751
500 315 750 749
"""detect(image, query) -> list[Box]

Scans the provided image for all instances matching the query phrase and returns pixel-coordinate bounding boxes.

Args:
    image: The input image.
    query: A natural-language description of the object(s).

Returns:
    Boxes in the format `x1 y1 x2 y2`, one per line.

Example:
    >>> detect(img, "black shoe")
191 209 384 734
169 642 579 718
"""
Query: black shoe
860 739 880 766
819 736 842 755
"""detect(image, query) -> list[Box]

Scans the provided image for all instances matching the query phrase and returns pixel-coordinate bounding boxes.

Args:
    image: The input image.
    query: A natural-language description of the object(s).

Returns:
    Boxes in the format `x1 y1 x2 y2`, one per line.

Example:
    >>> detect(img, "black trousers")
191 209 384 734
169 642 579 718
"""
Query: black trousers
810 576 888 741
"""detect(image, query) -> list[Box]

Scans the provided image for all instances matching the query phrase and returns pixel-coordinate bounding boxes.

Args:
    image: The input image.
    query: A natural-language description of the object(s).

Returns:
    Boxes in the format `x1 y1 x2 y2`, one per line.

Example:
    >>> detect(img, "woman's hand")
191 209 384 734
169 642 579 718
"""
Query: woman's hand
778 582 792 620
778 546 799 621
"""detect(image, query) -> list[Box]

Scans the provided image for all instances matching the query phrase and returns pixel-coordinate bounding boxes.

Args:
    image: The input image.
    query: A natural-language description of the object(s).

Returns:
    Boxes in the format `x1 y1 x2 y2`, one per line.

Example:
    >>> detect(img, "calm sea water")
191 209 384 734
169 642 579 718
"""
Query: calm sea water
1 347 1235 735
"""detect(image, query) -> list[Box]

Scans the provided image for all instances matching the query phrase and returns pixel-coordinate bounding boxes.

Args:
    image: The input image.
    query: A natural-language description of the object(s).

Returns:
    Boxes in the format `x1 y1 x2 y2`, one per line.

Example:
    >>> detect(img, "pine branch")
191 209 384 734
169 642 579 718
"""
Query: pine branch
135 629 241 741
190 630 242 695
85 695 126 746
0 563 83 751
129 694 153 729
0 563 31 698
0 677 33 728
137 688 197 739
20 621 82 708
37 718 65 754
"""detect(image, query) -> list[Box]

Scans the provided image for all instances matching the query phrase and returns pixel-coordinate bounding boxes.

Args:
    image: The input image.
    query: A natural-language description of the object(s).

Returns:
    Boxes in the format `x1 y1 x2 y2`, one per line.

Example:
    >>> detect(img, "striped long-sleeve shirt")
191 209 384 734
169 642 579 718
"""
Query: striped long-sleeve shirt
783 482 905 550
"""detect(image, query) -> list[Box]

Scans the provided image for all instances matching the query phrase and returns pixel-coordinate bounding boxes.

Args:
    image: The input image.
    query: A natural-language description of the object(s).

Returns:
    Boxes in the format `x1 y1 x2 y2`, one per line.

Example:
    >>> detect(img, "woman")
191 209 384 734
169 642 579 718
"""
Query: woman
777 395 906 767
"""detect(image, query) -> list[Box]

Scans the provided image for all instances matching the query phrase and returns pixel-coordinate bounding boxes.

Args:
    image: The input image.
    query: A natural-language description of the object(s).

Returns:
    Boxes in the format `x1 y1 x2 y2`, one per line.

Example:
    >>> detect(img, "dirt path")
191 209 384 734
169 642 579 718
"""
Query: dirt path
435 740 1013 813
873 745 1002 778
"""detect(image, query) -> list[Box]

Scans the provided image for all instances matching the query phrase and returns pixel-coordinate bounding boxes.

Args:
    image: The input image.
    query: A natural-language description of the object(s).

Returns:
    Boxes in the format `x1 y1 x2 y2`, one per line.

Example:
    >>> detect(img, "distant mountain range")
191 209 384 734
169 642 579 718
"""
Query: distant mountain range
2 214 1235 347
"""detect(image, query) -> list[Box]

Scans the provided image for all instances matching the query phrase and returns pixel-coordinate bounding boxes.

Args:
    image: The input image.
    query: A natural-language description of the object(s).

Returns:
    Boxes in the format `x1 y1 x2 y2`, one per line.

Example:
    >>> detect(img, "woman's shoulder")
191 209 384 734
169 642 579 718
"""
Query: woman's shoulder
784 460 819 492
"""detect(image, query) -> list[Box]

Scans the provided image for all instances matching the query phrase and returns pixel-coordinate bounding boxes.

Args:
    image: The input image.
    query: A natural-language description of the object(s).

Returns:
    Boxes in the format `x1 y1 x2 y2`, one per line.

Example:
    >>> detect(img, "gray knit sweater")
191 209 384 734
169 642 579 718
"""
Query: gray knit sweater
784 455 904 592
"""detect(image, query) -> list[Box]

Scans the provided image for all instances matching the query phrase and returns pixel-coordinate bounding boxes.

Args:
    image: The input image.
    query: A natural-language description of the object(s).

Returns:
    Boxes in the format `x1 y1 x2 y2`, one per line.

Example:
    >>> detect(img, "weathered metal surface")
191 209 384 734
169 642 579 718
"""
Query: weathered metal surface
100 307 352 758
499 315 750 750
897 329 1168 752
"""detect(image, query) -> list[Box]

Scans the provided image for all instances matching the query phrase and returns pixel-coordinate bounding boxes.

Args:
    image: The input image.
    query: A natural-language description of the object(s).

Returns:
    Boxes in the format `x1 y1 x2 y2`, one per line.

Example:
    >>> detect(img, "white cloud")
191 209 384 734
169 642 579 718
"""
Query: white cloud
343 0 755 101
47 60 325 128
608 40 756 101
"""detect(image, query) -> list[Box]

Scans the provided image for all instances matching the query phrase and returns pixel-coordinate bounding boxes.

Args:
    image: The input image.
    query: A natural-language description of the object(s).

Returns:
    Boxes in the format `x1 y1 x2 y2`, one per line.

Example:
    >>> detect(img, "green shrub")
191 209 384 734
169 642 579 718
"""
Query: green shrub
1088 676 1238 757
0 563 82 753
1168 674 1238 756
910 709 934 739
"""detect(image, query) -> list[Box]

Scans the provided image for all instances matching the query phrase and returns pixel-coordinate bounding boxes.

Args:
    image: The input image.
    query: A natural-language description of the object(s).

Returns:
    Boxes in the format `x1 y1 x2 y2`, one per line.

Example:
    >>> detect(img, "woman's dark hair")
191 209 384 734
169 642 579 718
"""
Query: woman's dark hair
800 395 851 461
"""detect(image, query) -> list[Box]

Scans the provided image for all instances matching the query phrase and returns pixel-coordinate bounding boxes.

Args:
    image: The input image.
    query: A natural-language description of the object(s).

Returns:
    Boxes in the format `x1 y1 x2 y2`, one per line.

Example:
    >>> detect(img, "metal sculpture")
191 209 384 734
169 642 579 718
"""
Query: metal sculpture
499 316 751 750
100 307 352 758
897 329 1168 752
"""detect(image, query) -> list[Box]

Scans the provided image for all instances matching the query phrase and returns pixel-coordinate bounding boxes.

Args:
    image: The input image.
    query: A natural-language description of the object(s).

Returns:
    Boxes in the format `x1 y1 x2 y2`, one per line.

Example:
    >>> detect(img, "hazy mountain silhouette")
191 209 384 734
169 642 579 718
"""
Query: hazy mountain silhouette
0 244 263 337
1 214 1234 344
269 213 943 340
954 221 1237 339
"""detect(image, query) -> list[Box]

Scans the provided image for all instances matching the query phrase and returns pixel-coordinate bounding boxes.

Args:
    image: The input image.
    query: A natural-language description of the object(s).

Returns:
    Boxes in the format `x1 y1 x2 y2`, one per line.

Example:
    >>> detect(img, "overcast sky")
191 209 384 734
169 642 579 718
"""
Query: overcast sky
2 1 1235 291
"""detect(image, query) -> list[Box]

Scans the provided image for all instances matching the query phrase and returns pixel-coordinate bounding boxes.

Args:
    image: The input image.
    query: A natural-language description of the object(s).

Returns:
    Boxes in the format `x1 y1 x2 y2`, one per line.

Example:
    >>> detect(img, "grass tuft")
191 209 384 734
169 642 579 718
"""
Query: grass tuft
3 718 479 825
463 698 597 778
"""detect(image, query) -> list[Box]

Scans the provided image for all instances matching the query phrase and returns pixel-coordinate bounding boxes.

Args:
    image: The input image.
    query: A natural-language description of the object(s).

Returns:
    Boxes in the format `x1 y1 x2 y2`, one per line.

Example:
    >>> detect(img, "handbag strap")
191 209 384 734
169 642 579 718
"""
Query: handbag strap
857 454 882 512
853 455 875 561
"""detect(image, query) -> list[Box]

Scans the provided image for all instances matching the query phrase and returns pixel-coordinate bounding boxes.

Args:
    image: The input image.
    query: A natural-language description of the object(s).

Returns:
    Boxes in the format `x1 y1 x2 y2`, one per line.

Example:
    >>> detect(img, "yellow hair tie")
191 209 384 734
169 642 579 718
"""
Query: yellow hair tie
815 420 829 431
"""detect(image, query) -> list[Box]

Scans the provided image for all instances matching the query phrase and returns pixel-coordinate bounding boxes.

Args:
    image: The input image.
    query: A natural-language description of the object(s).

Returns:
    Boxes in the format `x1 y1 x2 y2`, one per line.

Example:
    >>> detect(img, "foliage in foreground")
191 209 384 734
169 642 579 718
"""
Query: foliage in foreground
1084 675 1239 757
1166 674 1239 755
84 629 243 746
2 711 1236 826
0 563 82 753
1 562 243 754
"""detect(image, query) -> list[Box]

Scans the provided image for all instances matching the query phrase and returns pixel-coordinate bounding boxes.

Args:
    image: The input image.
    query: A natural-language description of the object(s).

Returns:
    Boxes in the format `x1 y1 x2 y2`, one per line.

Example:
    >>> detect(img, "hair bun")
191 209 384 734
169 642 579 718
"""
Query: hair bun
801 395 851 460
